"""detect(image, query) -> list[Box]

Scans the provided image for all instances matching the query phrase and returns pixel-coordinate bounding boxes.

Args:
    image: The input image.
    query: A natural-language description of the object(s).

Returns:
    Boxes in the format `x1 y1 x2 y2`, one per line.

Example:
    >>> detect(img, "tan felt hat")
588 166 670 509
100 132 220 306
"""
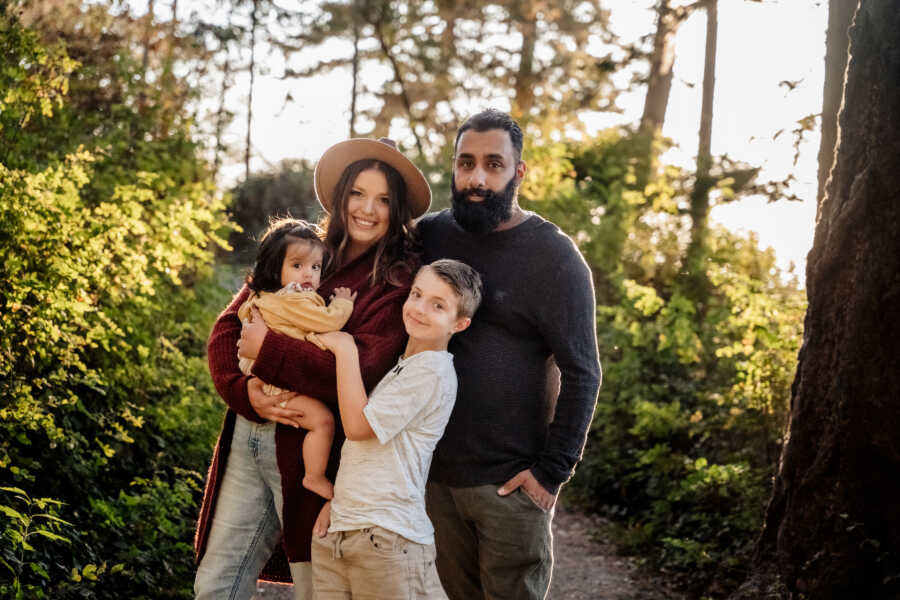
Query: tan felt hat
314 138 431 218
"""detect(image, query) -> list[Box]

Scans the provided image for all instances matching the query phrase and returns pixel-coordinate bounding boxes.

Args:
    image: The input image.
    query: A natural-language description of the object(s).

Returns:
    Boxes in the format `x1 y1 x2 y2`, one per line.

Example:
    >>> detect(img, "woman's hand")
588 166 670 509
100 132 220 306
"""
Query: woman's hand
316 331 356 354
331 287 357 302
313 501 331 537
238 307 268 360
247 377 305 427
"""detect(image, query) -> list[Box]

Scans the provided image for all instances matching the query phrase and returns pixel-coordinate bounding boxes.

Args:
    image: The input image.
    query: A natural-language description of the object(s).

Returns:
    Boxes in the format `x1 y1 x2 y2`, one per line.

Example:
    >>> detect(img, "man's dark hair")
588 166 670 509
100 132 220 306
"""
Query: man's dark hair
247 217 325 293
454 109 524 162
421 259 483 319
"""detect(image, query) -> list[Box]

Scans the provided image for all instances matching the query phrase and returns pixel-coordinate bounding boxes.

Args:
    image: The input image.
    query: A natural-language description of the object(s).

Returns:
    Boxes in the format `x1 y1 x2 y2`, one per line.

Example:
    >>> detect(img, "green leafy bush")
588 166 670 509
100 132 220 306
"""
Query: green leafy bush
1 10 233 598
523 130 805 596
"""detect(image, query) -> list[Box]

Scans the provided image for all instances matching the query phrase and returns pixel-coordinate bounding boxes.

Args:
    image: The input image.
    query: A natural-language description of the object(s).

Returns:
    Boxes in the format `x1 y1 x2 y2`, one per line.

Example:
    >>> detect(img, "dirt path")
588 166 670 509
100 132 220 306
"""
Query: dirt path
547 504 685 600
254 503 683 599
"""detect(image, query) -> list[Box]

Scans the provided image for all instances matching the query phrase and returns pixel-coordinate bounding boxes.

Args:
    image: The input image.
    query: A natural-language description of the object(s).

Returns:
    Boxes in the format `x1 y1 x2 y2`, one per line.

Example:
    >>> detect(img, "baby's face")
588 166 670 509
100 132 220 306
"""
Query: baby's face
280 241 323 290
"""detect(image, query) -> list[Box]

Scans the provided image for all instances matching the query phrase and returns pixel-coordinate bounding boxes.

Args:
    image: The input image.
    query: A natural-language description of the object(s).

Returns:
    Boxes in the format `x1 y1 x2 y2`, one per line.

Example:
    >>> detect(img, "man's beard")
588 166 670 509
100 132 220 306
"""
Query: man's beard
450 174 519 235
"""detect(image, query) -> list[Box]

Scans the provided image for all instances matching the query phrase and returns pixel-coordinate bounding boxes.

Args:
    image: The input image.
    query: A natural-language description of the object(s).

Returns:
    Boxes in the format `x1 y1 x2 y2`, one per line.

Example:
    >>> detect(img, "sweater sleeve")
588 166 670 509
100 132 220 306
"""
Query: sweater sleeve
530 238 602 495
207 285 266 423
251 284 409 404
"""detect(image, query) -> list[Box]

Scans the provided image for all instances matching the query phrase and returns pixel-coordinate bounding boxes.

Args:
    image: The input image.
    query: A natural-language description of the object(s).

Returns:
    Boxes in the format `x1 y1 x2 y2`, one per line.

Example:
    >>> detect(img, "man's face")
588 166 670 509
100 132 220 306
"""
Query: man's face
451 129 525 234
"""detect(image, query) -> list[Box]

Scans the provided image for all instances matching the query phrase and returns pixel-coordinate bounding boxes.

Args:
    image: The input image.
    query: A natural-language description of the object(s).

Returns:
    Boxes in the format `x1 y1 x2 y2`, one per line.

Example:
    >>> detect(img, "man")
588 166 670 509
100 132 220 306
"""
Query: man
418 109 602 599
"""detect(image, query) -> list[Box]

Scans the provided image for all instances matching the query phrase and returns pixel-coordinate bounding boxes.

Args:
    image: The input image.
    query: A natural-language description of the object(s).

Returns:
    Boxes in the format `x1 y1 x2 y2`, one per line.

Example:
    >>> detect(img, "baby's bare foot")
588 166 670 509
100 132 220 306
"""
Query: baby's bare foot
303 475 334 500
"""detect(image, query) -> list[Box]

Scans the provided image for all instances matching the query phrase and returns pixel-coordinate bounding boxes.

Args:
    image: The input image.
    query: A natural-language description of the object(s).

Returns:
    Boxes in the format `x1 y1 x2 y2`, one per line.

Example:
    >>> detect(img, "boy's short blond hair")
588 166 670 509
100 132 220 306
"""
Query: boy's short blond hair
420 259 483 318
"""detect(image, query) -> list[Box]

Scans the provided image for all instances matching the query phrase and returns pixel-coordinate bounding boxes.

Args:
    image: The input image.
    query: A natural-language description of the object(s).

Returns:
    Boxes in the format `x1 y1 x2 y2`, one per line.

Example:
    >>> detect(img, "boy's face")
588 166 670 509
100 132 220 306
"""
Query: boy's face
403 269 470 347
280 241 324 290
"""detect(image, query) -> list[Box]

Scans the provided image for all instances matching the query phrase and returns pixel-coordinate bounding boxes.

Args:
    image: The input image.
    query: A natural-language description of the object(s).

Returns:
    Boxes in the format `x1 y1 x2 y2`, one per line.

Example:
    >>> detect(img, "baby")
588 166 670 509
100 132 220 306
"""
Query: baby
237 217 355 500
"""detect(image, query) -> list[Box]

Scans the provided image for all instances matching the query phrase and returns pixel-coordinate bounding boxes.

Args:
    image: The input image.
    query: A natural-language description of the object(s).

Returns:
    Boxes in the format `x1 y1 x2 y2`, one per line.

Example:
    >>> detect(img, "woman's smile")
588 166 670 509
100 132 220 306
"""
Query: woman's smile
351 215 379 228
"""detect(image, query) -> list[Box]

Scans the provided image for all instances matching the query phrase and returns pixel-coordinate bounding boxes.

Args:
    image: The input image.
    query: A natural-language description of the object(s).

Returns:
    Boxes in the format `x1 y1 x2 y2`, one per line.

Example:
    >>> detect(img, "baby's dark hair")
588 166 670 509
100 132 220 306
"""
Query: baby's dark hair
247 217 326 294
421 259 483 318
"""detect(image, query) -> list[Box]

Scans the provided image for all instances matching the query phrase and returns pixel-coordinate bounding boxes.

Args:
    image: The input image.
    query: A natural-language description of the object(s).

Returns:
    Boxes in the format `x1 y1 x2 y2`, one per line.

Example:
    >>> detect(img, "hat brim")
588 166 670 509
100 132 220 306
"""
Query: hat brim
314 139 432 219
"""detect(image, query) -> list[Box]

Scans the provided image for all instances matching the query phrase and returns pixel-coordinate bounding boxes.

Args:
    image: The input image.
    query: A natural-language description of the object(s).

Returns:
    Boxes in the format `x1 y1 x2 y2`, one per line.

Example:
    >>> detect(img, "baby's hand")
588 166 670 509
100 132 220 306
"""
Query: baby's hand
317 330 355 353
332 287 357 302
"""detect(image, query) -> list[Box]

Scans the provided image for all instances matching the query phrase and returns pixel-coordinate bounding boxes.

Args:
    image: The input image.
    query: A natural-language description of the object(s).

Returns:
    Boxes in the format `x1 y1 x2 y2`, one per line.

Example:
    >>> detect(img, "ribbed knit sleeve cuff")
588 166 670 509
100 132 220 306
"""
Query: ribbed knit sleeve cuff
251 330 288 386
531 464 567 497
228 375 265 423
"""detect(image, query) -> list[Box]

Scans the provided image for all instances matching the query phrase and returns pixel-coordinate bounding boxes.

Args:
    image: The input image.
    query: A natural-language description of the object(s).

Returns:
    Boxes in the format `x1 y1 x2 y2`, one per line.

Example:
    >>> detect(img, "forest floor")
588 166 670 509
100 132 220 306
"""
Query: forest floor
253 500 686 600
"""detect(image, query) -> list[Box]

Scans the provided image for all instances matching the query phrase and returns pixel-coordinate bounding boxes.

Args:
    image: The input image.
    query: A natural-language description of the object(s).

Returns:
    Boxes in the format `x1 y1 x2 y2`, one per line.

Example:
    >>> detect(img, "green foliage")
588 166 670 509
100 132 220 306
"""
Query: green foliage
224 159 322 264
1 9 233 598
0 15 76 140
0 487 74 599
527 129 806 596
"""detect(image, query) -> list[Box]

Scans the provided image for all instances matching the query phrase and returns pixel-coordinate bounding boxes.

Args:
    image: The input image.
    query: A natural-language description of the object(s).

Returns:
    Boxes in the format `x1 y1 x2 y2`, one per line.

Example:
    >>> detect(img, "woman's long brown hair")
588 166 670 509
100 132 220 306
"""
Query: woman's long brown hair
320 159 420 287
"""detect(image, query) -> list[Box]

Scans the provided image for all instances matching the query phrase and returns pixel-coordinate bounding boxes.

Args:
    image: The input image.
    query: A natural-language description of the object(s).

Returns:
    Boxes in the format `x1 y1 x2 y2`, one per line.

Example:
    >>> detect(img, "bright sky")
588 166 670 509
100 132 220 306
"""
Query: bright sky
209 0 826 281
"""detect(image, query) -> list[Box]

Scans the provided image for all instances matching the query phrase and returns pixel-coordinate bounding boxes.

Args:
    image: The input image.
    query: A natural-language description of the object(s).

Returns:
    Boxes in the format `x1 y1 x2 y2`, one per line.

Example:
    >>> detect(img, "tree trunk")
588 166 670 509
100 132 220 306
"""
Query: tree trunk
138 0 155 111
680 0 716 306
213 10 234 178
755 1 900 598
349 9 360 137
245 0 258 180
815 0 858 206
637 0 697 187
141 0 155 79
512 4 537 119
640 0 680 137
159 0 178 136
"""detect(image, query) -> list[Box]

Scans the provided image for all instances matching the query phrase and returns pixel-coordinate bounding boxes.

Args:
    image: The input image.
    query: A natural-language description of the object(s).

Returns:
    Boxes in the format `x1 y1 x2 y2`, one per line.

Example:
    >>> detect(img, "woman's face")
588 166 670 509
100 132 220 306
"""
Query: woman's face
344 168 391 254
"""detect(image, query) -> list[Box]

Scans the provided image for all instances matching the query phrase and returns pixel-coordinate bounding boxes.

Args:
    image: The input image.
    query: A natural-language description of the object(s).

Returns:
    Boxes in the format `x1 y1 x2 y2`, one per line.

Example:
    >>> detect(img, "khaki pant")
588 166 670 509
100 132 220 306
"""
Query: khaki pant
311 526 447 599
425 482 554 600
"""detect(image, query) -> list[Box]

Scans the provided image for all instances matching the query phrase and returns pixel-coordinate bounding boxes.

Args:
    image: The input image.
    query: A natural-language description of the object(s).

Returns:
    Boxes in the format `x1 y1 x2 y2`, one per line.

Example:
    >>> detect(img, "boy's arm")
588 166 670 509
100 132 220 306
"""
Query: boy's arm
317 331 376 441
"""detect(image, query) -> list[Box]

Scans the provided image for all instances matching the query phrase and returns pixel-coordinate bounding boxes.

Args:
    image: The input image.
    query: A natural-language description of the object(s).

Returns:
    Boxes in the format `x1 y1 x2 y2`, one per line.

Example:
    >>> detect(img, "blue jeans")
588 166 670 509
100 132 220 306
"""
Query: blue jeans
194 415 312 600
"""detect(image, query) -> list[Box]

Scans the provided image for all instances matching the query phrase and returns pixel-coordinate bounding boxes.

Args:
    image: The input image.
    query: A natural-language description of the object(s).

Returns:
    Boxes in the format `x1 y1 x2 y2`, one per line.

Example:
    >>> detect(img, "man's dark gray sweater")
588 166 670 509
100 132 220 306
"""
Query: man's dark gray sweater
418 209 601 495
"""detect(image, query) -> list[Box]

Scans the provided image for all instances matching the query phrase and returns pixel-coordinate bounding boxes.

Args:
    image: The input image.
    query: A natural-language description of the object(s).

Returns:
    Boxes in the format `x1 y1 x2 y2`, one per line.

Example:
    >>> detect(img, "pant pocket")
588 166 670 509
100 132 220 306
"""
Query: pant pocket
366 526 409 556
514 487 548 513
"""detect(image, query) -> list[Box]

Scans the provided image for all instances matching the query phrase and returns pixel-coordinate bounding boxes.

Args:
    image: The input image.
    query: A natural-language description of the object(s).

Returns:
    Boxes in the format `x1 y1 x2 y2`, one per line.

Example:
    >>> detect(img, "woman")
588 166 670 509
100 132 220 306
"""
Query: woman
194 138 431 600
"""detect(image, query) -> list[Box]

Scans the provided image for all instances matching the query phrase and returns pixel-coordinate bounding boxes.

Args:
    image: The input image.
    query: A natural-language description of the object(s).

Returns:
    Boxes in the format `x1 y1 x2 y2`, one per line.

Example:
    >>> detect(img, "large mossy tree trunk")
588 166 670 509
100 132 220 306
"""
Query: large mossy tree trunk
755 1 900 597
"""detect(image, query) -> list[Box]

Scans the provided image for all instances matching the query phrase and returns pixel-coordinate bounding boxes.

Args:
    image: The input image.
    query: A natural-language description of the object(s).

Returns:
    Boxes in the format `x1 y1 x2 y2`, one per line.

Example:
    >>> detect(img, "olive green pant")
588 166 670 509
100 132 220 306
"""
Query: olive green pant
425 482 554 600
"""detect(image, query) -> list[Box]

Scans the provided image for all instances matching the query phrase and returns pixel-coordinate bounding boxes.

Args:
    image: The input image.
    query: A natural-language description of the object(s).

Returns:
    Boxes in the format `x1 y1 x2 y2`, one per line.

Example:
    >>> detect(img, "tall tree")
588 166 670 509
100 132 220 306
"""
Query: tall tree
212 9 238 178
680 0 717 307
815 0 858 206
637 0 699 186
349 4 360 137
640 0 678 136
245 0 259 179
139 0 156 110
753 1 900 597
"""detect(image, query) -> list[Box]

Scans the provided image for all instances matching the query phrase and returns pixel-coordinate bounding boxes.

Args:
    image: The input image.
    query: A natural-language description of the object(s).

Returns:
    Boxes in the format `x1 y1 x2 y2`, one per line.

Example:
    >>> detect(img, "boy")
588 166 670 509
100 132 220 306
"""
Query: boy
311 259 483 599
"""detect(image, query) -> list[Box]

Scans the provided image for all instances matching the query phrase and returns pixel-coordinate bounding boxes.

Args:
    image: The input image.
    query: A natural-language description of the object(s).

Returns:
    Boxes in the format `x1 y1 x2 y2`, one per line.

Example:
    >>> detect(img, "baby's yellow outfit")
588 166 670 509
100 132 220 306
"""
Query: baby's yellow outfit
237 282 354 395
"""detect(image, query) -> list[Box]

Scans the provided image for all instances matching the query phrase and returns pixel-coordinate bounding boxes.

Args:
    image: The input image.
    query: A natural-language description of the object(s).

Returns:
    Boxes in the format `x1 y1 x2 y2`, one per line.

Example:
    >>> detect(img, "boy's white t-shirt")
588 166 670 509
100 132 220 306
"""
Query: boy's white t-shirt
329 350 457 545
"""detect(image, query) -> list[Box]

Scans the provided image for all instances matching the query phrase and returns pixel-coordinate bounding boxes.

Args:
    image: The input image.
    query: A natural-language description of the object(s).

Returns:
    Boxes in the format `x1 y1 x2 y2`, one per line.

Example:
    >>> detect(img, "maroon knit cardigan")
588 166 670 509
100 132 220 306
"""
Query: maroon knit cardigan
194 247 413 582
